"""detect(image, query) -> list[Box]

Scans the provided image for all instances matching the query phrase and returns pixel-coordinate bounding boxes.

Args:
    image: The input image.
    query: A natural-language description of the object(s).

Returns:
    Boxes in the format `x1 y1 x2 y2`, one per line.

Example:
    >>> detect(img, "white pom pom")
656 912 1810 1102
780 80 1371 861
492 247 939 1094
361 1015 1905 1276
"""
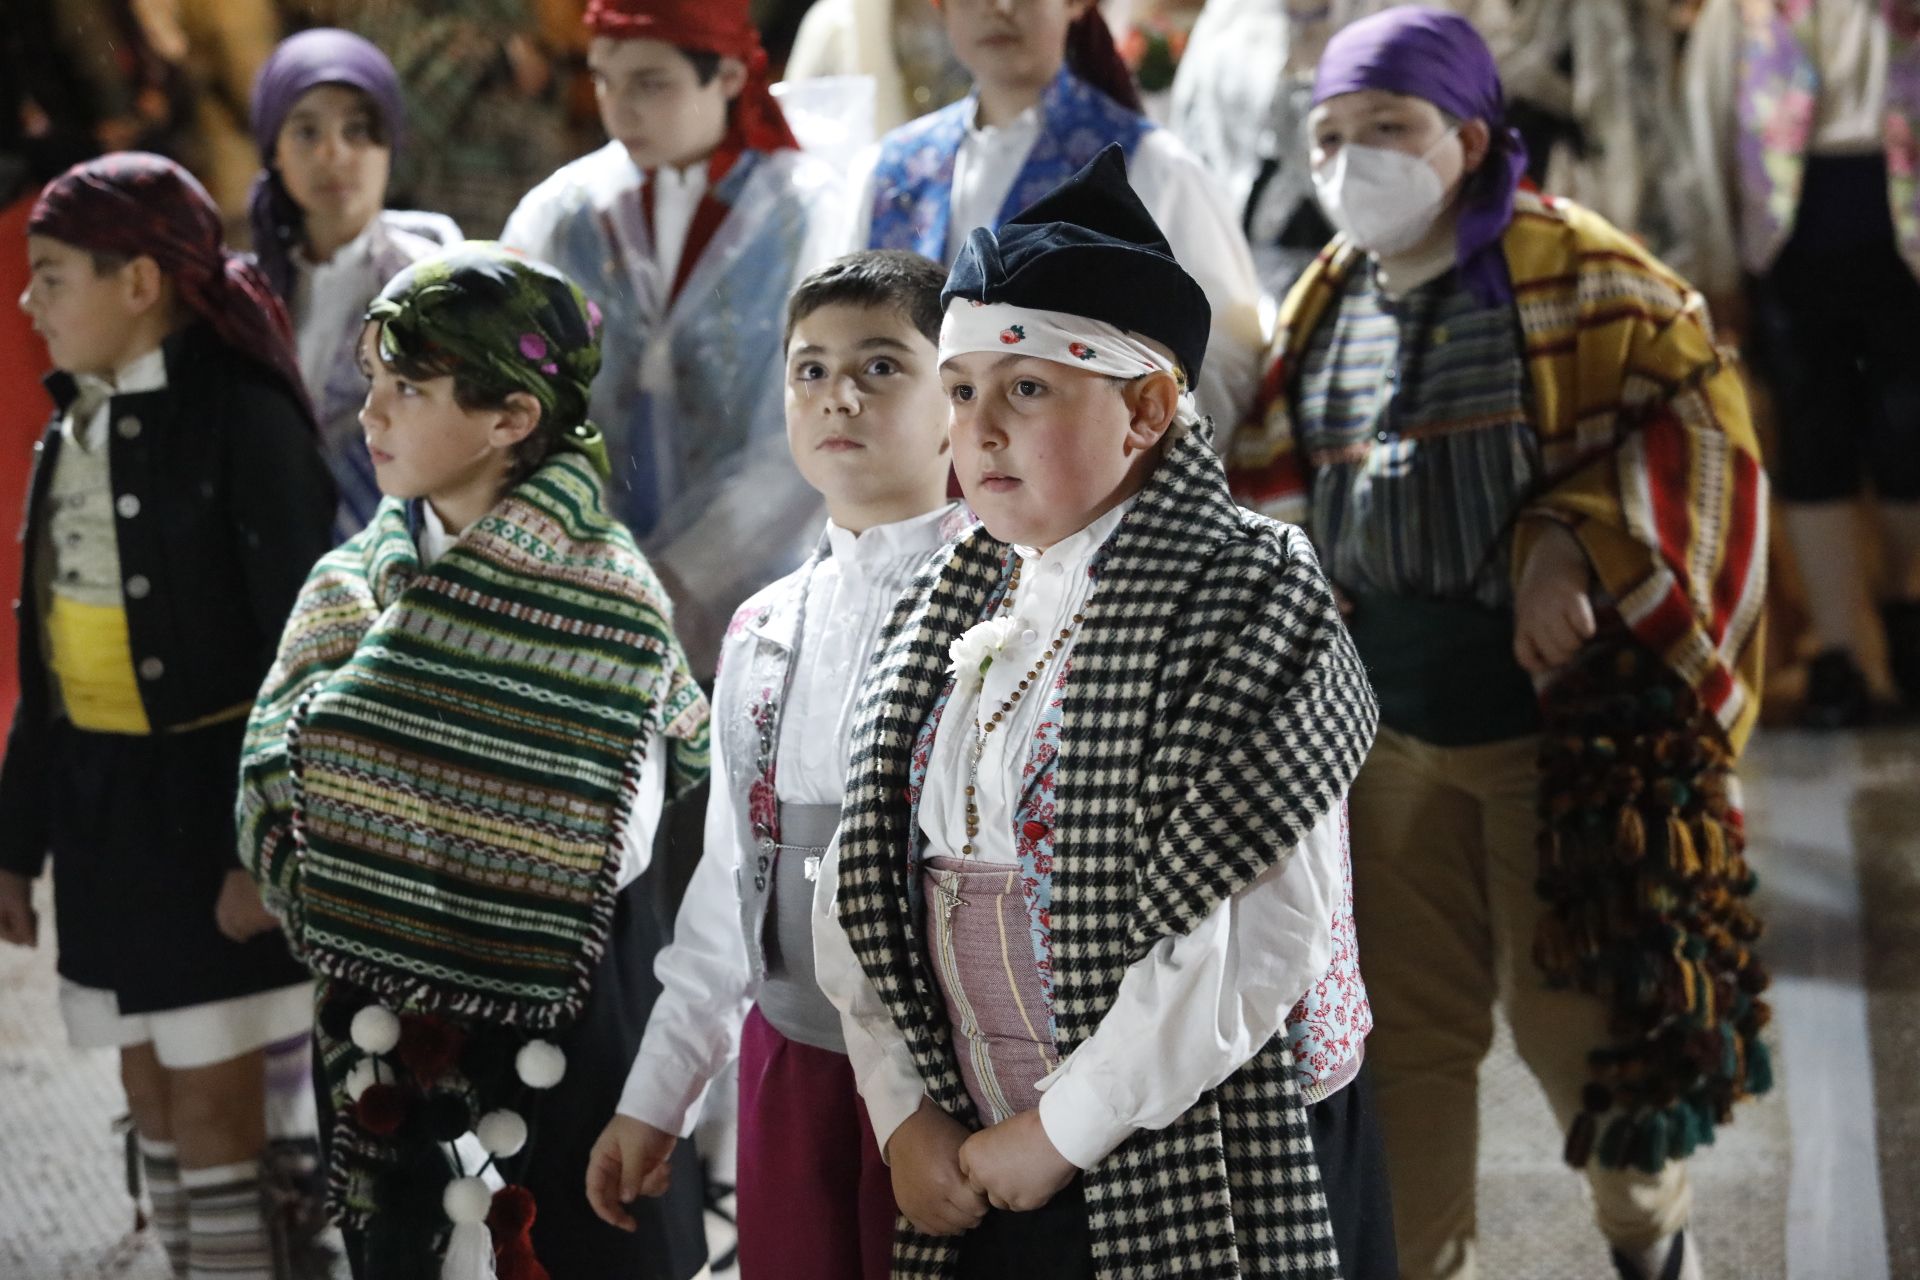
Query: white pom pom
515 1040 566 1089
442 1176 492 1226
349 1005 401 1055
344 1058 390 1102
476 1109 528 1158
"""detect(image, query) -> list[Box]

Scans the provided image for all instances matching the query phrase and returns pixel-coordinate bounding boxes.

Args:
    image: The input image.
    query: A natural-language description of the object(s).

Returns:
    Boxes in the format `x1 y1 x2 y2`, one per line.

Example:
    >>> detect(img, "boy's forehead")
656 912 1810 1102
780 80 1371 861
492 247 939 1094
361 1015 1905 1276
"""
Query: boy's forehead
26 234 88 267
588 35 687 75
790 301 931 353
1312 88 1433 125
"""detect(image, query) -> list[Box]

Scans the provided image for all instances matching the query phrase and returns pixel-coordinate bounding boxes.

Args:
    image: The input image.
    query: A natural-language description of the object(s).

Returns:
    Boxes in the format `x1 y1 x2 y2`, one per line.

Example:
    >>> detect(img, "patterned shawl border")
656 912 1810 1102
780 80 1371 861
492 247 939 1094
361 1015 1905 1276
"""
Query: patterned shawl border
280 453 701 1032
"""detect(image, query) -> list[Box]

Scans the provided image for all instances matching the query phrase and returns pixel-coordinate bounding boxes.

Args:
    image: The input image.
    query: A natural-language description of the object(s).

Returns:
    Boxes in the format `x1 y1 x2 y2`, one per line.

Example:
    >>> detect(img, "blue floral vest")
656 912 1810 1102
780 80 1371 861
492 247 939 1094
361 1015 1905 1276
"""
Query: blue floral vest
866 65 1155 260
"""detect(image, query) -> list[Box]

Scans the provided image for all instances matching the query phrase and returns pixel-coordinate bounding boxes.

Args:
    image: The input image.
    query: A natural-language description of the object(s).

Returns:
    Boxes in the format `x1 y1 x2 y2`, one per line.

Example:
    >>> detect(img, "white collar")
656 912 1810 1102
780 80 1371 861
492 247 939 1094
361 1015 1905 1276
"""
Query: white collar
1372 217 1463 301
297 217 380 277
75 344 169 403
965 96 1044 143
417 498 458 565
646 162 710 197
824 502 957 570
1013 495 1133 574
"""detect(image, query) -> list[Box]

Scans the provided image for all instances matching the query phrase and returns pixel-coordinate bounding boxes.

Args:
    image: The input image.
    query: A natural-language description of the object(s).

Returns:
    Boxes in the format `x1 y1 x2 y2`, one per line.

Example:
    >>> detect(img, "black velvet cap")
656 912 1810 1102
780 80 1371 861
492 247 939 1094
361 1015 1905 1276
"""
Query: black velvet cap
941 144 1212 384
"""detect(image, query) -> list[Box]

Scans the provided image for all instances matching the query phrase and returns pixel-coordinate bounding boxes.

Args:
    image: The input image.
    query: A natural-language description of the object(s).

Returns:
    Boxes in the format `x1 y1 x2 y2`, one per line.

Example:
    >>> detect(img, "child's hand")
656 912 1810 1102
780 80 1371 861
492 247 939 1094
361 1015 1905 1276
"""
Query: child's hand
886 1097 990 1236
1514 520 1597 676
214 870 280 942
0 870 37 947
957 1108 1078 1213
586 1114 677 1231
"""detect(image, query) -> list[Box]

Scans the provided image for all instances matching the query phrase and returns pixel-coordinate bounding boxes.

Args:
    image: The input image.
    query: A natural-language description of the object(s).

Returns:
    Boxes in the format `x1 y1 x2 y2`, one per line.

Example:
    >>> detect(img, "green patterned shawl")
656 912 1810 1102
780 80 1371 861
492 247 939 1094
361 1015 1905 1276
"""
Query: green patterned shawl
238 450 708 1029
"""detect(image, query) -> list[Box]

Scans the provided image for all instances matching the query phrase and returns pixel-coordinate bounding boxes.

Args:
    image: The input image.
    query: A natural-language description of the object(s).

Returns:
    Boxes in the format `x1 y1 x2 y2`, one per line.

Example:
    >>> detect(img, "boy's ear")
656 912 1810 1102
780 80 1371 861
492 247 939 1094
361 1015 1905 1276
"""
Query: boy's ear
1120 370 1179 457
717 56 749 103
491 392 544 448
1460 118 1493 176
120 255 171 317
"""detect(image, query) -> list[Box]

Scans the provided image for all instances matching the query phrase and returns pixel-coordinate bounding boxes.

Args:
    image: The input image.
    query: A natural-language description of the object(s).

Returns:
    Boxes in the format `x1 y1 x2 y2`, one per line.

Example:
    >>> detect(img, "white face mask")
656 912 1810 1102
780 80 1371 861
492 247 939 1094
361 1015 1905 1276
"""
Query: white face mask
1311 129 1459 257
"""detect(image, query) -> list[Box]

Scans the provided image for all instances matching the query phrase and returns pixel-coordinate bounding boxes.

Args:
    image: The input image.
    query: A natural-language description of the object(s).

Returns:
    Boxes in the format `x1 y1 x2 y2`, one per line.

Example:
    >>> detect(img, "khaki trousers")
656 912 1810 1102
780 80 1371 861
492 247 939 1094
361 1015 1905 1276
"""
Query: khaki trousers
1350 728 1692 1280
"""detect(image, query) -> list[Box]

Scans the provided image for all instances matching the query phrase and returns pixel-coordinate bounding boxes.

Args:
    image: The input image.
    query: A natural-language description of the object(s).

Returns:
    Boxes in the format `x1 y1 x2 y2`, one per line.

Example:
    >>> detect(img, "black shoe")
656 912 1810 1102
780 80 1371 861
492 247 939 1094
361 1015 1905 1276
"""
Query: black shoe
1801 648 1873 729
1885 600 1920 713
1611 1230 1696 1280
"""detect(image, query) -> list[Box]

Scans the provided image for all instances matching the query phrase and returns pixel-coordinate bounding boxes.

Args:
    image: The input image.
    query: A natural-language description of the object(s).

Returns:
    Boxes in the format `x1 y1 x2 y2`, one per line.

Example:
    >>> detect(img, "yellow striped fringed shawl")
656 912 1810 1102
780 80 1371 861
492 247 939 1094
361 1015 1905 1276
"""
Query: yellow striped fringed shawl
1230 191 1776 1176
1227 190 1767 752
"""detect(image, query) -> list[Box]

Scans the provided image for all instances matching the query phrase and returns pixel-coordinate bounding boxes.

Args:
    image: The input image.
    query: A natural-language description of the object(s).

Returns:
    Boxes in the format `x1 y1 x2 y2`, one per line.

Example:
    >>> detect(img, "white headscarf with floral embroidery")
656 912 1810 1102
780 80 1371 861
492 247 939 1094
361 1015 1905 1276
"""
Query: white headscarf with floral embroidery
939 299 1205 437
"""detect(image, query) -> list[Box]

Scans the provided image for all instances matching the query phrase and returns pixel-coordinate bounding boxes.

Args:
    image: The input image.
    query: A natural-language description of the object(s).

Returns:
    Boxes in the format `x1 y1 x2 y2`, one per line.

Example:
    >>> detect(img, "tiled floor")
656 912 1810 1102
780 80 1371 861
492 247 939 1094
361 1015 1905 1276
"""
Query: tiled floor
2 729 1911 1279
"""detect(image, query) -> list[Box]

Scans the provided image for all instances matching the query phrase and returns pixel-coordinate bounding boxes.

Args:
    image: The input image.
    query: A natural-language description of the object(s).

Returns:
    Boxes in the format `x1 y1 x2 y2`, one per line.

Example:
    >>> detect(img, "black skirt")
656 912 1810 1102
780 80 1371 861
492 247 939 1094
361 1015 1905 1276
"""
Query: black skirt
45 715 307 1014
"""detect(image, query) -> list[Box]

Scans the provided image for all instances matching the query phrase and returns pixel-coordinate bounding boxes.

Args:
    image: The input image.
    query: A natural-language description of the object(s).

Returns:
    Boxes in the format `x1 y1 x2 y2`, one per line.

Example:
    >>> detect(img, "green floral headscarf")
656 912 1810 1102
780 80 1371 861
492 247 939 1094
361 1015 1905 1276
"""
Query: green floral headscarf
365 241 610 474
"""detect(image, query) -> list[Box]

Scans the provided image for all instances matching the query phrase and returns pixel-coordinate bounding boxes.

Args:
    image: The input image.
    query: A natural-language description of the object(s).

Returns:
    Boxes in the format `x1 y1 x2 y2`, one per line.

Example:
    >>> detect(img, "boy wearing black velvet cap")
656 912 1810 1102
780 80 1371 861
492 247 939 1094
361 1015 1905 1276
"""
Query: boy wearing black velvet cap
813 146 1395 1280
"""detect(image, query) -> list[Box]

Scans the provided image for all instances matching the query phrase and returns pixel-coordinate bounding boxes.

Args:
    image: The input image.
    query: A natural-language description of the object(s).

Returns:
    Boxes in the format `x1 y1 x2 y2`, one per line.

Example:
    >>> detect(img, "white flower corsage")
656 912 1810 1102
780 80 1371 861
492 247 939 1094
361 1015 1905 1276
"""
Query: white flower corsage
948 615 1021 691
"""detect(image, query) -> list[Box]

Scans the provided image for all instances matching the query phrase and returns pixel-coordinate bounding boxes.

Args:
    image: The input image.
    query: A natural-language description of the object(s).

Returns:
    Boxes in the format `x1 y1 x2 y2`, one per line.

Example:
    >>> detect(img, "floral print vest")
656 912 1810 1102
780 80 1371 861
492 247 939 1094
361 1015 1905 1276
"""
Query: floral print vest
1736 0 1920 276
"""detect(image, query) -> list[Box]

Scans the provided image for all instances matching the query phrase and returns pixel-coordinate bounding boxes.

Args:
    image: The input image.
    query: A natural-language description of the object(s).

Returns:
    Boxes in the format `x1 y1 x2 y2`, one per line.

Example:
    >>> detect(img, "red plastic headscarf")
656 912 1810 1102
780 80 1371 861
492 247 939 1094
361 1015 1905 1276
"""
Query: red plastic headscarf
582 0 799 153
29 152 314 425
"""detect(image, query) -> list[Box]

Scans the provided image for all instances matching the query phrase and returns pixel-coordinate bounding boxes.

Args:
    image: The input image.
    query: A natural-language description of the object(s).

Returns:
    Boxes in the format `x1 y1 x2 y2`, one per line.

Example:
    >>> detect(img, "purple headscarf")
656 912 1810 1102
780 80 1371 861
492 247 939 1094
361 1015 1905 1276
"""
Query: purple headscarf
247 29 406 300
1313 6 1529 306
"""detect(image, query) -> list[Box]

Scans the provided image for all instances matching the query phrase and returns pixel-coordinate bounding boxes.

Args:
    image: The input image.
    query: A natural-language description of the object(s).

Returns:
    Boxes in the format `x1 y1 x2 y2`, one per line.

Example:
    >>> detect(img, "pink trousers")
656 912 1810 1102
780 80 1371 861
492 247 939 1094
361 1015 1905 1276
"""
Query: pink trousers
735 1004 898 1280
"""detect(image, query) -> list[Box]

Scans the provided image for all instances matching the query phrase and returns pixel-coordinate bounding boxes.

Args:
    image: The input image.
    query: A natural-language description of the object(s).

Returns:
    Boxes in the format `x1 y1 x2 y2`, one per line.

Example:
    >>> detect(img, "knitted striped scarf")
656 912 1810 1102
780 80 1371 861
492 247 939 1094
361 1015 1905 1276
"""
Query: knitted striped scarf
238 450 708 1029
836 429 1378 1279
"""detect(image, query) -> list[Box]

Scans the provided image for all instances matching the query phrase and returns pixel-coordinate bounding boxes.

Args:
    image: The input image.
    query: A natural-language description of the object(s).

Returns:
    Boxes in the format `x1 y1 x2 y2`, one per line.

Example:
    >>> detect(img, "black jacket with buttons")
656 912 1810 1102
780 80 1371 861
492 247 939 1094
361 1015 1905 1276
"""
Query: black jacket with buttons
0 322 336 877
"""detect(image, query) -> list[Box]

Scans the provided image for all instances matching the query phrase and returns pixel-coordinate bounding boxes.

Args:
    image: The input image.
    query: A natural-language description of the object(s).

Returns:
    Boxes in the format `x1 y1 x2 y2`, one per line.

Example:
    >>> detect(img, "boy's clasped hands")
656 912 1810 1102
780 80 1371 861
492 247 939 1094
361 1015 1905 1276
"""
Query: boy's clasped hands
886 1097 1079 1235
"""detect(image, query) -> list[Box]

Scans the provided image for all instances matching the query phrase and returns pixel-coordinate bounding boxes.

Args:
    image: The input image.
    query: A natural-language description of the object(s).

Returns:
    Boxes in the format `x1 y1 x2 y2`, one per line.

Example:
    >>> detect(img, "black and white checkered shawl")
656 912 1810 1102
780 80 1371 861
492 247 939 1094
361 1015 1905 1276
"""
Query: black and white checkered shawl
836 429 1379 1278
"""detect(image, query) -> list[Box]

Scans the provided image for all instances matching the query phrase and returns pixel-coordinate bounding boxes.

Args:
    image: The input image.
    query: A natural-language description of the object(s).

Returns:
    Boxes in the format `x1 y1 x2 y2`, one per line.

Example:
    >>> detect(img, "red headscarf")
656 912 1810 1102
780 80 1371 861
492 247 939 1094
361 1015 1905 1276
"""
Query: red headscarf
1065 7 1144 113
582 0 799 154
28 153 314 425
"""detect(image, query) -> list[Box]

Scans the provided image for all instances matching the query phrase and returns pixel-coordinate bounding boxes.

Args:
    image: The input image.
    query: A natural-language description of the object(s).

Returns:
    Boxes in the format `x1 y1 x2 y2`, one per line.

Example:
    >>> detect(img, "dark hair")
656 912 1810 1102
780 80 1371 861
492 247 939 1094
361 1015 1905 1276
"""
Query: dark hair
680 48 723 86
784 250 948 348
375 339 557 485
89 250 132 275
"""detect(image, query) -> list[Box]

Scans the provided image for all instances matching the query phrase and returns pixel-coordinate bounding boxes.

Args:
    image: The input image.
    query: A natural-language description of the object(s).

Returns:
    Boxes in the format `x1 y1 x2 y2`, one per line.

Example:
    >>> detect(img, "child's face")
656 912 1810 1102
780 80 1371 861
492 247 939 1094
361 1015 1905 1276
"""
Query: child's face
355 324 519 506
1308 89 1468 195
273 84 391 240
942 0 1090 95
943 351 1168 549
588 37 745 171
20 236 154 377
785 302 951 518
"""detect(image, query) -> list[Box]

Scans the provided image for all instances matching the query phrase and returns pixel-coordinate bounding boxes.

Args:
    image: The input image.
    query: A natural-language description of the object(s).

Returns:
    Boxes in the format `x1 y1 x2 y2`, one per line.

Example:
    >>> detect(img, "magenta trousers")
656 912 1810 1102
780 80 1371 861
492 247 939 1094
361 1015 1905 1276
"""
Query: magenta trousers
736 1004 898 1280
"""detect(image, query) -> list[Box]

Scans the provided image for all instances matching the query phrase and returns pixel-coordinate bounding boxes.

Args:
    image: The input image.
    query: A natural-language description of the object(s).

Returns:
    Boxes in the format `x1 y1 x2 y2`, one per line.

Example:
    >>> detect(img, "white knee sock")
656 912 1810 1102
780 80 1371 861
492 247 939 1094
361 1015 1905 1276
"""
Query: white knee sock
139 1136 190 1275
1783 502 1871 654
182 1160 273 1279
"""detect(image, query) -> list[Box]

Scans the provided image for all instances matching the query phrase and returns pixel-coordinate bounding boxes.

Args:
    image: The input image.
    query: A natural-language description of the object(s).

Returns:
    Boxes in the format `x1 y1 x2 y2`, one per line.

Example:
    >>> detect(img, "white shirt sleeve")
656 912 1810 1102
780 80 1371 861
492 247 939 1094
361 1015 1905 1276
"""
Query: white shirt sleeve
1034 803 1344 1169
615 723 757 1136
614 730 668 891
812 830 929 1161
1129 129 1270 451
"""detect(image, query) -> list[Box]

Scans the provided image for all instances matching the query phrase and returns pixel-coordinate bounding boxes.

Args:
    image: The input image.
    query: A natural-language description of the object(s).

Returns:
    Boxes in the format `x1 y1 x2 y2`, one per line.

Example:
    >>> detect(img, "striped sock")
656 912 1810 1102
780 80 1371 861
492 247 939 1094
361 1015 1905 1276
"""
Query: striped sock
181 1161 273 1278
138 1137 190 1276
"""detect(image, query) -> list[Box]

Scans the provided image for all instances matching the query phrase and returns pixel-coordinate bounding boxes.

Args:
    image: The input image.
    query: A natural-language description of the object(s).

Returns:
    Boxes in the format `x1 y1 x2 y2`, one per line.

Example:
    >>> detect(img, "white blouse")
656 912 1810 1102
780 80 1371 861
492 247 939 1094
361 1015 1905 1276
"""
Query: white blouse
615 507 958 1135
845 106 1268 444
813 501 1345 1169
416 500 664 892
291 219 382 410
